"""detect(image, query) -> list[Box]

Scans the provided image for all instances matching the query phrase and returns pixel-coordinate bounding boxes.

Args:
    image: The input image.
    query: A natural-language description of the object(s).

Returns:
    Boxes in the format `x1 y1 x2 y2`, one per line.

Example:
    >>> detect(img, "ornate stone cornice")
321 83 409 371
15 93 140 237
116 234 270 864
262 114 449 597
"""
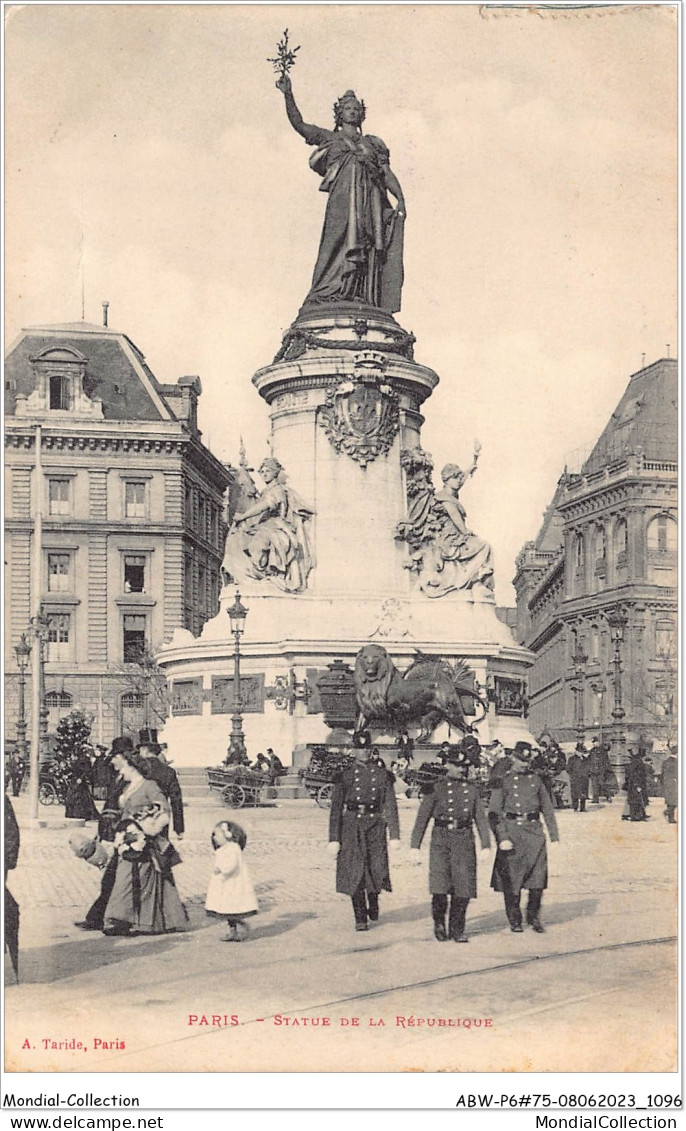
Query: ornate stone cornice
6 430 185 456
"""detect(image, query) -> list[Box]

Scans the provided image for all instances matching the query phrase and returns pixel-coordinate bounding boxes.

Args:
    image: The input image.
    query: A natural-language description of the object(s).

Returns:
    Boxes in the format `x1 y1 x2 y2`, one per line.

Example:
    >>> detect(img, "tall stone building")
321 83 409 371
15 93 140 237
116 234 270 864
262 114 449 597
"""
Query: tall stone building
514 358 677 755
5 318 230 745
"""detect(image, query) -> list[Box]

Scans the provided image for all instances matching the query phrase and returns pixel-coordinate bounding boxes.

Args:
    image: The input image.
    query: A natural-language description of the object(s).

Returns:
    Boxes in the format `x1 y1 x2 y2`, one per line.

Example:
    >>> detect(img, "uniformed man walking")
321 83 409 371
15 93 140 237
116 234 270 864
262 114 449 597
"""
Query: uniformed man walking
328 731 400 931
489 740 559 933
410 744 491 942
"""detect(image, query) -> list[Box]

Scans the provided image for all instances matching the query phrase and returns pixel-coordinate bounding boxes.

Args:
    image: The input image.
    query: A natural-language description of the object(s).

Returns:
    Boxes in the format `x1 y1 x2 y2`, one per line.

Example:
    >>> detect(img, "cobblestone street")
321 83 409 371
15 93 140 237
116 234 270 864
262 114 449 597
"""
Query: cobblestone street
4 793 678 1074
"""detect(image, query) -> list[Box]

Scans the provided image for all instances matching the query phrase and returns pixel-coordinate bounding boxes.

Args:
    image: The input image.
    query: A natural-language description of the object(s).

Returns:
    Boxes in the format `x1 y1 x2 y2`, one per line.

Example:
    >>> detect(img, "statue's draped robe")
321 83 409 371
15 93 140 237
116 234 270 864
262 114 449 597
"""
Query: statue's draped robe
223 481 314 593
300 124 403 313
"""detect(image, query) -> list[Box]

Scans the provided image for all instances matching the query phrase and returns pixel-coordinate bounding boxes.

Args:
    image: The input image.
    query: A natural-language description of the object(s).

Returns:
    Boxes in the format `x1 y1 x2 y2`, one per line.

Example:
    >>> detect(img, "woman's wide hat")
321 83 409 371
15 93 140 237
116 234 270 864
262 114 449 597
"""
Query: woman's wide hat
109 735 135 757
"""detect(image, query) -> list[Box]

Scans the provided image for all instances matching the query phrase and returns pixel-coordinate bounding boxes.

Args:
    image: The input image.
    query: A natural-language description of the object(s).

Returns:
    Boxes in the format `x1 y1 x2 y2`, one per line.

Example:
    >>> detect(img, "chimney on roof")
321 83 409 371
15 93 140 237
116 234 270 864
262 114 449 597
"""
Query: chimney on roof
666 344 671 358
102 301 109 328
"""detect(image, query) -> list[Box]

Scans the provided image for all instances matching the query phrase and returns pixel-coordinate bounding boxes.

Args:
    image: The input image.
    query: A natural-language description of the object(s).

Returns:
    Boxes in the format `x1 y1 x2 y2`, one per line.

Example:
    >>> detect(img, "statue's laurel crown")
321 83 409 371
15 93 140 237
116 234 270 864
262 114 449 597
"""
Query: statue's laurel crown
334 90 367 127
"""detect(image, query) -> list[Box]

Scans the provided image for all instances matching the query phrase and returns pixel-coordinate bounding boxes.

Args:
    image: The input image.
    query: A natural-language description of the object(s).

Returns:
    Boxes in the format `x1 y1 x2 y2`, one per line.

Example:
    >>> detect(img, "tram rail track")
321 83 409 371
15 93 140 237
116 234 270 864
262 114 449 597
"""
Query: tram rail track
93 932 676 1064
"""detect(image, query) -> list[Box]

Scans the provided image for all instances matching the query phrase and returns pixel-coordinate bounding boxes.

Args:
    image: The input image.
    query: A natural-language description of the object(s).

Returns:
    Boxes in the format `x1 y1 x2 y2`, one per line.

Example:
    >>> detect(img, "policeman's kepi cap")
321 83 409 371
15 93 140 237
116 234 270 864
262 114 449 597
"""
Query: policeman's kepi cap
513 741 534 762
444 745 470 767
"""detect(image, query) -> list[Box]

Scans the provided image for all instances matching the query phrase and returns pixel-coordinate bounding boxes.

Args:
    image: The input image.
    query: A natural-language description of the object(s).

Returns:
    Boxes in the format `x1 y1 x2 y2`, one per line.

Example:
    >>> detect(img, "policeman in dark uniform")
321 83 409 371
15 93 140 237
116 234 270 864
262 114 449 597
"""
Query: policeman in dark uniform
489 740 559 933
410 743 491 942
328 731 400 931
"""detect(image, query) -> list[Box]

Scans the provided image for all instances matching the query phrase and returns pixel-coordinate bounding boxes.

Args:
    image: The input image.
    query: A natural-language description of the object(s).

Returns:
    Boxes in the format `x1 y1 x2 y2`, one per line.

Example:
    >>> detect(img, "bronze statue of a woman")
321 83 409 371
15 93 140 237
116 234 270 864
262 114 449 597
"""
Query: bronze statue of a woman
276 75 406 313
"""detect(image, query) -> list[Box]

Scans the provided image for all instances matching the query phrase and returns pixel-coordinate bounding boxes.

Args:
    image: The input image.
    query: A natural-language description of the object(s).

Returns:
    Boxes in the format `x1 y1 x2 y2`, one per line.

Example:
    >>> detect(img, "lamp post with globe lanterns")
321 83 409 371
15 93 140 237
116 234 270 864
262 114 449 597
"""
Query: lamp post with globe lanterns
571 641 588 744
227 592 249 763
14 634 32 771
606 606 628 772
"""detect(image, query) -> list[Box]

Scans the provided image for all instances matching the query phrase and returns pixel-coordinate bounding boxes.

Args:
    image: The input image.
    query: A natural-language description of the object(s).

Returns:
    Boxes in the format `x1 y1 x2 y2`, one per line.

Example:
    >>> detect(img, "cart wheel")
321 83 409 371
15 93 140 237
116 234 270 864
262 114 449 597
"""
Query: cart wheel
222 783 246 808
316 783 334 809
39 782 58 806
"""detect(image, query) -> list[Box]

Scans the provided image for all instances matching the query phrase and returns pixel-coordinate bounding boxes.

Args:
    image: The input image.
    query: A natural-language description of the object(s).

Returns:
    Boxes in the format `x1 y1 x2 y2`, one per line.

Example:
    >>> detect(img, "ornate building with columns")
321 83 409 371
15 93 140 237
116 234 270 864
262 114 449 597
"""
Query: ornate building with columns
4 318 230 747
513 358 677 756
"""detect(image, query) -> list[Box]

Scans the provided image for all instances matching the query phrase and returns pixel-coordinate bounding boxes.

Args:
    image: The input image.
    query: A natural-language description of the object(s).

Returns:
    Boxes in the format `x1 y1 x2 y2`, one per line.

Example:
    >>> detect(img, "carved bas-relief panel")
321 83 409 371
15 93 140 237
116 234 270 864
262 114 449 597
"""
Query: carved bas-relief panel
492 676 528 717
211 674 266 714
170 677 203 716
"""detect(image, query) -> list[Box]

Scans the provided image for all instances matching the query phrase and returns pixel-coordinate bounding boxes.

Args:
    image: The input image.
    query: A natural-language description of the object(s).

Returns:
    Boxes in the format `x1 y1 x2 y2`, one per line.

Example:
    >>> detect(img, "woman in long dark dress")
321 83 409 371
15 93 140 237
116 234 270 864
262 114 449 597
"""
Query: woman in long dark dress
102 750 187 936
64 754 100 821
623 750 649 822
276 75 406 313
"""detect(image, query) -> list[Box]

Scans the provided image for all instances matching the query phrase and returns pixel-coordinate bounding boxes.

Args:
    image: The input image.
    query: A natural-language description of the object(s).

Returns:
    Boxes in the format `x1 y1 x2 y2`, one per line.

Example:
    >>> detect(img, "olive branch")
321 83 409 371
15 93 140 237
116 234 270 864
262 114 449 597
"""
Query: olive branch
267 28 301 79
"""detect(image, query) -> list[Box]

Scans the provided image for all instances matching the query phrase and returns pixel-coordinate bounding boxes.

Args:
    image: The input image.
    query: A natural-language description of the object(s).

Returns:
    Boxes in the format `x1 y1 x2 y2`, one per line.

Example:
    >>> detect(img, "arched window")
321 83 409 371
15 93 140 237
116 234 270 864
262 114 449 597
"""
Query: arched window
44 690 73 733
595 525 606 562
574 533 585 568
647 514 677 586
646 513 677 554
614 519 628 569
120 691 145 740
45 690 72 708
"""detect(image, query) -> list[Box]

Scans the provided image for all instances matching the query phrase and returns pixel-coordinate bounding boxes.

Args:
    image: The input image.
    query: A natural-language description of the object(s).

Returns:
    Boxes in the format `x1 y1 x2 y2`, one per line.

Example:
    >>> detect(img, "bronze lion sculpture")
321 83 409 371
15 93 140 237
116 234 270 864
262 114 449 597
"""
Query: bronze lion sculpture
353 644 487 742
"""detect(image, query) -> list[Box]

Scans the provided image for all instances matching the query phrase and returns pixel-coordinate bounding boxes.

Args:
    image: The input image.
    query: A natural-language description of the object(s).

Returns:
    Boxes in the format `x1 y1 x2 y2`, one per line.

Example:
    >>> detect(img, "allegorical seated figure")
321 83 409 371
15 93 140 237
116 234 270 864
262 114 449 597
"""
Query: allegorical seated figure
396 444 494 599
425 462 494 597
276 74 406 313
222 457 314 593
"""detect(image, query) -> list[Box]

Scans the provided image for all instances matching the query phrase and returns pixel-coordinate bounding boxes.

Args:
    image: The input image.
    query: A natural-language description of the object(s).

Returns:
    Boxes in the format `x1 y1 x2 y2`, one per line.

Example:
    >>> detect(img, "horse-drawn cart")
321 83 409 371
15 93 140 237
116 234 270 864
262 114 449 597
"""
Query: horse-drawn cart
301 747 354 808
38 761 69 806
206 765 270 808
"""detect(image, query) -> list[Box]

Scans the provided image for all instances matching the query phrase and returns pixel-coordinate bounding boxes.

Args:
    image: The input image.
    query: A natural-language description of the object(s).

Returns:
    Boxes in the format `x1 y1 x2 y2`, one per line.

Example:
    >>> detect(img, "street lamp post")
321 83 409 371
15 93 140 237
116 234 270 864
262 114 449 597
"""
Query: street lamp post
571 642 588 743
591 680 607 749
606 606 628 771
28 609 49 819
227 592 249 763
14 634 32 765
139 650 156 730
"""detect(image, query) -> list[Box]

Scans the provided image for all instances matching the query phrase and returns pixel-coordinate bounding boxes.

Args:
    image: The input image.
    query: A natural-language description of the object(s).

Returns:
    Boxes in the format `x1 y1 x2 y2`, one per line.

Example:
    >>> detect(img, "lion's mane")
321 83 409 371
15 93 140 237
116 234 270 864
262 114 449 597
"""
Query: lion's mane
353 645 398 718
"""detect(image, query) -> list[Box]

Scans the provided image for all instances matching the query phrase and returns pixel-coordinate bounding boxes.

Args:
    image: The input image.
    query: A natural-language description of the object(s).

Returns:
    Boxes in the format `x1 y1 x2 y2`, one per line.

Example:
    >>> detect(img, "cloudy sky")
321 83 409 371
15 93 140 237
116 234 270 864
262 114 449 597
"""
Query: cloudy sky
5 3 677 603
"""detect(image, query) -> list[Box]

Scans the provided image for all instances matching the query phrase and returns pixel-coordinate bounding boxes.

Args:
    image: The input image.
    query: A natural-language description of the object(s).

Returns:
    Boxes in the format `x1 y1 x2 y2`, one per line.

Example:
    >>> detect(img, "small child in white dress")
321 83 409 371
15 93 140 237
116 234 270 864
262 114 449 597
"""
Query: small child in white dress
205 820 258 941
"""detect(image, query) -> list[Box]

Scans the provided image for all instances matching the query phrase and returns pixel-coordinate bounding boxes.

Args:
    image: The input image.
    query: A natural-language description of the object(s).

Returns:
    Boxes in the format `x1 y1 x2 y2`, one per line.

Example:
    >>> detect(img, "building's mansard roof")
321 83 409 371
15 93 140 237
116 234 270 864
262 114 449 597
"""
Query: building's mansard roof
5 321 177 423
580 358 678 476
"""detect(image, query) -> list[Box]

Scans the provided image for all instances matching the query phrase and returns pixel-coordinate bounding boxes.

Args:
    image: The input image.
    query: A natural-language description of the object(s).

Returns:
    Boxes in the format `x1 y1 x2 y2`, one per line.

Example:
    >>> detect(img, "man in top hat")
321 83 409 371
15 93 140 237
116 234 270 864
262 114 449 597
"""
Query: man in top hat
488 741 513 790
328 729 400 930
74 735 132 930
489 740 559 933
588 738 613 804
567 742 591 813
410 743 490 942
137 729 184 838
438 741 451 764
661 747 678 824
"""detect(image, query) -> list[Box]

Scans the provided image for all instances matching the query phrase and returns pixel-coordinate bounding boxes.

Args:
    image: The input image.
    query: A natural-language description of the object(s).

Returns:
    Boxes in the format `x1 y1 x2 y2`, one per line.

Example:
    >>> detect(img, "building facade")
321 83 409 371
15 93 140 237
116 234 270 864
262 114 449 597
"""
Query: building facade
514 358 677 756
5 319 230 746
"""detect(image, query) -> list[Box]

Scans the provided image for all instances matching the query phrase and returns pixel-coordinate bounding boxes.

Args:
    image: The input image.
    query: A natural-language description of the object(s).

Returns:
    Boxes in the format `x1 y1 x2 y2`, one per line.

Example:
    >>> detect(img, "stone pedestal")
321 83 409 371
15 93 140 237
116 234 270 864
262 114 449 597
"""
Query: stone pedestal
157 304 535 765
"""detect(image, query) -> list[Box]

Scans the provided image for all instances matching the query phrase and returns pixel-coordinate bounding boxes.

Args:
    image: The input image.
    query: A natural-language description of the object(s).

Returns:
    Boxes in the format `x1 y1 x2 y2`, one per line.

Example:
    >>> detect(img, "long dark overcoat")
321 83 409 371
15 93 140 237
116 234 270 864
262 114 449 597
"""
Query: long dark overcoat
329 761 400 896
567 754 590 797
411 778 490 898
661 755 678 808
64 757 100 821
489 769 559 894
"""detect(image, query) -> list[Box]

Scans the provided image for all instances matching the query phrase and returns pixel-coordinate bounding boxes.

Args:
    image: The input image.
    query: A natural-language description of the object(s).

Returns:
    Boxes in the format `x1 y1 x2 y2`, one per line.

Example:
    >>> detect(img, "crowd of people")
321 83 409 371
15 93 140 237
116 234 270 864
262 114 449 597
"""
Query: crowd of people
335 731 678 940
3 727 677 961
223 745 286 784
